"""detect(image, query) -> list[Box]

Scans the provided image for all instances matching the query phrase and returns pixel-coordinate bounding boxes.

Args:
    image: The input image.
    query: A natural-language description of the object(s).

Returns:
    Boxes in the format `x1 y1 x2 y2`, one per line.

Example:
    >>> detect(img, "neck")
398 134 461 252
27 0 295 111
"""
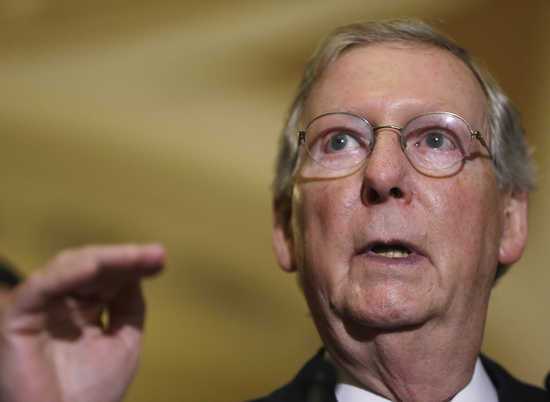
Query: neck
325 318 484 402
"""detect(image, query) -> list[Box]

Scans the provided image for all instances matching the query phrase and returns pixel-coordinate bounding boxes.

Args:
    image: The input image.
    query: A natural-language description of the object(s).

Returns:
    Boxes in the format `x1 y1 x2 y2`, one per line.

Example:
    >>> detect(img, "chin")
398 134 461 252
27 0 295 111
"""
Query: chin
333 283 435 333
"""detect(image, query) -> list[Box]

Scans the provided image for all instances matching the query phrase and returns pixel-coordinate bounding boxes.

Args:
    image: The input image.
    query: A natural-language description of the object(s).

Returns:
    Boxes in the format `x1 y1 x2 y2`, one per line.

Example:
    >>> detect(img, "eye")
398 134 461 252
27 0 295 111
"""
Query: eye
413 130 458 151
324 131 361 153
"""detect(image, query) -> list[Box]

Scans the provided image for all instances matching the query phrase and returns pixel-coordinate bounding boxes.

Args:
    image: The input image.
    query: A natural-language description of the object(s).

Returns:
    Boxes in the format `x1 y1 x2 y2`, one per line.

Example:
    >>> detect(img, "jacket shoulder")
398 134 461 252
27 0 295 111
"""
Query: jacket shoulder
248 352 549 401
246 350 337 402
481 355 549 402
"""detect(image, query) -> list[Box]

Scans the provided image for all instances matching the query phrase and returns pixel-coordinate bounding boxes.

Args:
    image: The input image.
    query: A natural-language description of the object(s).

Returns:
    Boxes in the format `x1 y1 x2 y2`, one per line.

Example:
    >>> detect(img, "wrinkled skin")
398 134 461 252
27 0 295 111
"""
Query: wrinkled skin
273 44 528 401
0 244 164 402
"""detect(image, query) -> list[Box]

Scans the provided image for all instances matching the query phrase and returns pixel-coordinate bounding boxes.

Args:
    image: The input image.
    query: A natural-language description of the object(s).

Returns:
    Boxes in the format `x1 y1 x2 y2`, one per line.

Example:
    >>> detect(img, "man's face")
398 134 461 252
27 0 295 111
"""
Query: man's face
273 44 527 348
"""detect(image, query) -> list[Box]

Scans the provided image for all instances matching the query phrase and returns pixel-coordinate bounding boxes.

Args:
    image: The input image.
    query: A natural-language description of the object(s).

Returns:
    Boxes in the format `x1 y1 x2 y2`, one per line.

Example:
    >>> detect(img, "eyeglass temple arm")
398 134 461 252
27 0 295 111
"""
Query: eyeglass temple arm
472 131 492 158
298 131 306 145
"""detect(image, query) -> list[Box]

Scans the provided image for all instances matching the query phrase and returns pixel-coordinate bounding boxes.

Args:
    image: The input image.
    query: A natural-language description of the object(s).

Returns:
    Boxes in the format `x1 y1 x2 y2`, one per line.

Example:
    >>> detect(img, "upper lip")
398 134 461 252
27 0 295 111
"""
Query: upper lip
356 239 427 257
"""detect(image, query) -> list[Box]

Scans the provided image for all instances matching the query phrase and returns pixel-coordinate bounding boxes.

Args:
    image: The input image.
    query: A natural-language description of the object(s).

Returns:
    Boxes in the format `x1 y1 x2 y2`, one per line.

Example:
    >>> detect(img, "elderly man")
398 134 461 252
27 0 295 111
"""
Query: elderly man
261 20 546 402
0 19 547 402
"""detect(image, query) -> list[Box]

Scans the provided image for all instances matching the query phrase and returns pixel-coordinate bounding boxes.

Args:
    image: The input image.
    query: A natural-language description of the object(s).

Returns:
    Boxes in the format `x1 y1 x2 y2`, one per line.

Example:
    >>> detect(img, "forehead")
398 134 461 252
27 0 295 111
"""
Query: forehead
304 43 487 127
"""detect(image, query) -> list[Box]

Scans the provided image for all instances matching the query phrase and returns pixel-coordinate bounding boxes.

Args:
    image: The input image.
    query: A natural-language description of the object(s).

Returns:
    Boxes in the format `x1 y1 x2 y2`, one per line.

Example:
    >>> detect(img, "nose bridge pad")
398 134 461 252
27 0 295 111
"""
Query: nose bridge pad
372 124 405 148
367 126 407 169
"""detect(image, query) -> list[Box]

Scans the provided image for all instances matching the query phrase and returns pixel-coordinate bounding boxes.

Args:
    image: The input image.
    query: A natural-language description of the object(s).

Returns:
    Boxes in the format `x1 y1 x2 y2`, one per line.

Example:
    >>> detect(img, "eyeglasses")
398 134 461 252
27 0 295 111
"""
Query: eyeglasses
297 111 492 178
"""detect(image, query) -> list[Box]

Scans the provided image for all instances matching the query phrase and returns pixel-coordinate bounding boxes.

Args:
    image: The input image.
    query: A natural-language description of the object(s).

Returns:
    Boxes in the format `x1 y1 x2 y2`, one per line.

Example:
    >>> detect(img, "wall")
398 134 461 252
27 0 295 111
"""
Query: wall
0 1 548 400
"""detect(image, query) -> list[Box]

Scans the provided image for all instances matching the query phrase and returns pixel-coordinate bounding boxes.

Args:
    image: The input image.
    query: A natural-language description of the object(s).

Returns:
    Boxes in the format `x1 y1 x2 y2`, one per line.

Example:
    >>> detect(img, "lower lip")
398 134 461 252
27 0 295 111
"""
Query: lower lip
355 251 426 267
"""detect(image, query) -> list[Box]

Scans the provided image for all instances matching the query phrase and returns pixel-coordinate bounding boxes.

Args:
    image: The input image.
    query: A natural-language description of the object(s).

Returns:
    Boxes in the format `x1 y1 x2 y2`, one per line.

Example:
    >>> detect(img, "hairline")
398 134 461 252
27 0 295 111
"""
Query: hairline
299 40 492 135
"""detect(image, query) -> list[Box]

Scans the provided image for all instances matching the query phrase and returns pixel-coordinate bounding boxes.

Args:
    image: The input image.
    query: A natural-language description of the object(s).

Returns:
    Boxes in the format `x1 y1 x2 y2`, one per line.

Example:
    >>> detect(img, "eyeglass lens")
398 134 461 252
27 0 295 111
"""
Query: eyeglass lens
300 112 474 178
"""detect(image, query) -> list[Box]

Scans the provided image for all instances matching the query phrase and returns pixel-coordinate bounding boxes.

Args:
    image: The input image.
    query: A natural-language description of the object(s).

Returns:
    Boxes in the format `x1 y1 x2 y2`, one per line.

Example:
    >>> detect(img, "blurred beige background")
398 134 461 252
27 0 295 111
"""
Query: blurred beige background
0 0 548 401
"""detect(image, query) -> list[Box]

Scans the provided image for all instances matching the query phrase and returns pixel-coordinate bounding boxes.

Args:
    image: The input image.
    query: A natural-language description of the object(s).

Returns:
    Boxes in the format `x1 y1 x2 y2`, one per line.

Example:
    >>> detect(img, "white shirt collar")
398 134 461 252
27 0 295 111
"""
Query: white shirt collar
335 358 498 402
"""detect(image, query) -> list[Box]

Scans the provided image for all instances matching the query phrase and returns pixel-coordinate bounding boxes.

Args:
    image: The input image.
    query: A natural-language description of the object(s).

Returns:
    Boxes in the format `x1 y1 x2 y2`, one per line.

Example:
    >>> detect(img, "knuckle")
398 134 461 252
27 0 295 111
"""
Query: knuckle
25 271 45 288
51 247 99 273
52 249 74 265
22 271 51 299
121 244 140 258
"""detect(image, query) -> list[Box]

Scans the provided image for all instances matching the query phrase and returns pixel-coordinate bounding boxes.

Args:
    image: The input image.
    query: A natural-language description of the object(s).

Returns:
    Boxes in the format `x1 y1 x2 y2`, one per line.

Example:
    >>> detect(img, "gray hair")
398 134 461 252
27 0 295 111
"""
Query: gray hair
272 19 535 280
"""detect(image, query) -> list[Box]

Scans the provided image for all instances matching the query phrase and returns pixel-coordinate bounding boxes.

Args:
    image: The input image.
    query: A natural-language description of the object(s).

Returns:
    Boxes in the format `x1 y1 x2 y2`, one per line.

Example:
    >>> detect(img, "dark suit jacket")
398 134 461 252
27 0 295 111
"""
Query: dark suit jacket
0 259 21 288
249 350 549 402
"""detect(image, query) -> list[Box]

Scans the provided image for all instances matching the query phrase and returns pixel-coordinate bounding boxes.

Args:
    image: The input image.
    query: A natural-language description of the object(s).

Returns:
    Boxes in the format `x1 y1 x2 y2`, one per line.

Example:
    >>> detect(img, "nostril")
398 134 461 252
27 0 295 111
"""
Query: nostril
366 187 381 204
362 185 406 205
389 187 404 198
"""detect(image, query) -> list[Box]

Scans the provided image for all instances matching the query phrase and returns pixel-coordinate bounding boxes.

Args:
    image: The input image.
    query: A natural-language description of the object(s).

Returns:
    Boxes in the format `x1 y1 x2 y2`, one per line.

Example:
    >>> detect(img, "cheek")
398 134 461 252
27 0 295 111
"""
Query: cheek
427 173 501 282
297 180 358 237
428 171 497 225
292 181 360 285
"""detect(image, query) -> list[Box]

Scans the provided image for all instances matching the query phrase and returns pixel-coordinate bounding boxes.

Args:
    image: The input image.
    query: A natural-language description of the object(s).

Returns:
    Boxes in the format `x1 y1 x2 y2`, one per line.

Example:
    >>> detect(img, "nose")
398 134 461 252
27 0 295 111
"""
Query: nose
361 129 412 205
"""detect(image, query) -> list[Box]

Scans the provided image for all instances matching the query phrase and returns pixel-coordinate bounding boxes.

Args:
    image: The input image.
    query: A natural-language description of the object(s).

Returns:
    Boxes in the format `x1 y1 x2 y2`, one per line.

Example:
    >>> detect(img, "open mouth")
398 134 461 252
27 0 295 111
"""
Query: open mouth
366 242 415 259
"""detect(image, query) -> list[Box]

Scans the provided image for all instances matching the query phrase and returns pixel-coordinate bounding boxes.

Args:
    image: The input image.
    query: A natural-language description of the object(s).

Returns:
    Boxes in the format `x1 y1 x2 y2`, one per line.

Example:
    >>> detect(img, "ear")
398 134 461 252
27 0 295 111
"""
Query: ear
498 190 528 265
272 201 297 273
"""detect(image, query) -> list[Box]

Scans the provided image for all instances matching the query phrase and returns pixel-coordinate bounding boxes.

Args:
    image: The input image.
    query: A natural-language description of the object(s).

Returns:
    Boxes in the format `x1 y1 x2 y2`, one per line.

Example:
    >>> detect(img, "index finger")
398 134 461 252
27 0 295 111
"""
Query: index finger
10 244 165 315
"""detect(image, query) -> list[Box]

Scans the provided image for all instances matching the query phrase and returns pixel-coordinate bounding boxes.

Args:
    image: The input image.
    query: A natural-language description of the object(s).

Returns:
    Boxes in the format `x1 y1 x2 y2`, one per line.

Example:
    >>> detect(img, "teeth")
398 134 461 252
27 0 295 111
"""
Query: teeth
375 250 410 258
